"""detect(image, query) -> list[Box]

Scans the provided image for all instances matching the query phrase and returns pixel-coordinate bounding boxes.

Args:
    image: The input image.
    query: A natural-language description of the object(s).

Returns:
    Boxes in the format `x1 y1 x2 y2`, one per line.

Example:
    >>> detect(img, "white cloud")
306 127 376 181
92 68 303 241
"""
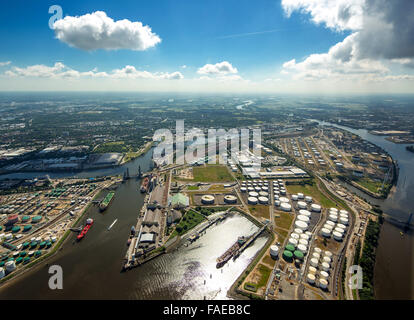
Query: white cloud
280 0 414 83
281 0 364 31
0 61 11 67
197 61 238 75
53 11 161 51
4 63 183 81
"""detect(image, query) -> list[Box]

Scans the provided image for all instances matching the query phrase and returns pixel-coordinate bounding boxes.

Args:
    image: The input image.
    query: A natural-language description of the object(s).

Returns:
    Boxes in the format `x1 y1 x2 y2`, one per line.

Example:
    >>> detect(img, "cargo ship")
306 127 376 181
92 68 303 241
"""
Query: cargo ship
99 191 115 212
216 236 246 268
140 177 149 193
77 218 94 241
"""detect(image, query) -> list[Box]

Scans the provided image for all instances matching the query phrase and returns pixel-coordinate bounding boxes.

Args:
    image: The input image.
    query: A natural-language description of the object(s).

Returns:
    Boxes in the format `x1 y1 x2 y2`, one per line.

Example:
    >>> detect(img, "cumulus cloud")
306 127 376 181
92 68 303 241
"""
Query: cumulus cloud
0 61 11 67
280 0 414 82
4 63 183 81
197 61 238 75
52 11 161 51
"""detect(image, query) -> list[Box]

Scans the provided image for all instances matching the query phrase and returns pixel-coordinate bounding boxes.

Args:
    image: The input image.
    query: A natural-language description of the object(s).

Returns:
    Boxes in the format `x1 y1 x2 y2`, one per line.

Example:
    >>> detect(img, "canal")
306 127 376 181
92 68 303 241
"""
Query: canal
318 121 414 299
0 149 268 299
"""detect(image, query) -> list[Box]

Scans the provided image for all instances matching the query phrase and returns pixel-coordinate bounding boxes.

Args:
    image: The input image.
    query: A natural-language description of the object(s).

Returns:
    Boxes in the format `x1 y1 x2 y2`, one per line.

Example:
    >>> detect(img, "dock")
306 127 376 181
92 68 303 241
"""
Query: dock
233 223 268 261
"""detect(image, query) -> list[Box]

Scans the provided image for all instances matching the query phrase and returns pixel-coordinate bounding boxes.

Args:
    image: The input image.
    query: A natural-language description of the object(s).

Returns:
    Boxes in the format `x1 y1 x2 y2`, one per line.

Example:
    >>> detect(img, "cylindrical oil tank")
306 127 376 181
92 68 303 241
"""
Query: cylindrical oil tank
291 233 300 240
299 209 311 217
259 191 269 197
270 245 279 259
294 228 303 234
329 208 338 214
328 214 338 222
333 231 343 241
247 197 258 205
323 256 332 264
337 223 347 230
310 258 319 267
279 197 289 203
311 204 322 212
258 196 269 204
334 227 346 234
297 215 310 223
297 201 307 209
288 238 298 247
224 195 237 204
299 239 309 246
280 203 291 212
295 220 308 230
299 233 310 241
249 191 259 197
275 200 281 207
5 260 16 272
314 247 322 254
307 273 316 284
324 223 334 231
321 262 330 271
0 267 5 279
305 196 313 203
324 251 333 258
201 195 215 205
339 210 348 215
308 266 317 274
339 217 349 225
297 244 307 254
319 279 328 289
320 271 329 279
291 195 298 201
297 193 304 199
321 228 331 237
240 187 247 193
312 252 320 260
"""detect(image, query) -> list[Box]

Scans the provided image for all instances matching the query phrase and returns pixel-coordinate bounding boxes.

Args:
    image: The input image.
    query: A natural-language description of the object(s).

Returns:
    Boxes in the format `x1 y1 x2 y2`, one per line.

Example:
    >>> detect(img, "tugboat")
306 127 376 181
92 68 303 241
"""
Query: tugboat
216 236 246 268
77 218 94 241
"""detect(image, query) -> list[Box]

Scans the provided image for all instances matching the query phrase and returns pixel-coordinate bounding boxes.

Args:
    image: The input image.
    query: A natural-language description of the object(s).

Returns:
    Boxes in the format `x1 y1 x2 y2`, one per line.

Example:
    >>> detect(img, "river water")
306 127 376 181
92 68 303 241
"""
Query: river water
318 121 414 299
0 149 268 300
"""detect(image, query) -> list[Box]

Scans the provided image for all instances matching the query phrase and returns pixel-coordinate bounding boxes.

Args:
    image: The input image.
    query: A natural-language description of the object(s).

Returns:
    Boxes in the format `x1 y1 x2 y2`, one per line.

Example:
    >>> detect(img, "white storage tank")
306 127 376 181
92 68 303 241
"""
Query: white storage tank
321 228 331 237
299 209 311 217
321 262 330 272
291 233 300 240
328 214 338 222
297 244 308 254
299 239 309 246
337 223 347 230
294 228 303 234
307 273 316 284
339 217 349 225
319 278 328 289
5 260 16 272
308 266 317 274
279 197 289 203
320 271 329 279
259 191 269 197
323 223 334 231
297 201 307 209
270 245 279 259
295 220 308 230
299 233 310 241
333 231 343 241
280 203 292 212
291 195 298 201
340 210 348 215
334 227 346 234
305 196 313 203
288 238 298 247
0 267 5 279
311 204 322 212
323 256 332 264
275 200 281 207
310 258 319 267
313 247 322 254
258 196 269 204
329 208 338 214
312 252 320 260
297 215 310 223
248 197 258 205
305 231 313 237
297 193 304 199
240 187 247 193
249 191 259 197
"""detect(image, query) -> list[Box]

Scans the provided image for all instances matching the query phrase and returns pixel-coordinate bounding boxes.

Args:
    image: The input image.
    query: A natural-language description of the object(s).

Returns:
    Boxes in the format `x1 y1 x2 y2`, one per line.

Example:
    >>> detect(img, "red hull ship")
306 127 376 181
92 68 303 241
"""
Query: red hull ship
77 218 94 241
140 177 149 193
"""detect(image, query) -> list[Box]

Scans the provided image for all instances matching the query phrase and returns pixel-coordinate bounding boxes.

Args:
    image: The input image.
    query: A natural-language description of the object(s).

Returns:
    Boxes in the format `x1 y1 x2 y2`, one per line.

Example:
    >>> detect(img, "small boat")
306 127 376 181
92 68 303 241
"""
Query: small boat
107 219 118 231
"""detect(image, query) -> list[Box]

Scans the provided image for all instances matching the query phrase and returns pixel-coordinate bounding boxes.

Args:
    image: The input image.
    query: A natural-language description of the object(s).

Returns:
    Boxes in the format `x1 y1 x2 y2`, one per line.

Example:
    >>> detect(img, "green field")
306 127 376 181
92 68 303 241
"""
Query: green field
355 177 386 194
169 209 206 238
274 211 294 230
286 182 337 208
192 165 235 182
94 141 129 153
255 264 272 289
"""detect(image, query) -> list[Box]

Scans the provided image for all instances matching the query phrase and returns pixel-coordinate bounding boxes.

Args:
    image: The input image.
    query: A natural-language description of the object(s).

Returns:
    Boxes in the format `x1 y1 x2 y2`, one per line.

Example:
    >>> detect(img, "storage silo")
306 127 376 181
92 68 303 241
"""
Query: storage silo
270 245 279 259
280 203 292 212
311 204 321 212
307 273 316 284
297 201 307 209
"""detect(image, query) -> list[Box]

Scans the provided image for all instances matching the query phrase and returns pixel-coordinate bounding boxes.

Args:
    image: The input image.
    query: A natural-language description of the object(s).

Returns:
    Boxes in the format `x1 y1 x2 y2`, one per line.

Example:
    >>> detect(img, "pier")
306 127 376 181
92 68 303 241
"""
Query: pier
233 223 269 261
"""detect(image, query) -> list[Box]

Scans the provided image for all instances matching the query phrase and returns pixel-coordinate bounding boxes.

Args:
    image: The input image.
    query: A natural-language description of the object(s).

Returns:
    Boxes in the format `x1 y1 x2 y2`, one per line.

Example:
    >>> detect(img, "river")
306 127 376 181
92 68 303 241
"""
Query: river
318 121 414 299
0 149 268 299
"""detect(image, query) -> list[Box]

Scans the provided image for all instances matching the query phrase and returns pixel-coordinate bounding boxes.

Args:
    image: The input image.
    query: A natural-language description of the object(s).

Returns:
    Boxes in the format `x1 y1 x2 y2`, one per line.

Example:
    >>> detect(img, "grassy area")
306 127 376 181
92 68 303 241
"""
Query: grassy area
187 185 199 190
192 165 235 182
274 227 288 244
256 264 272 289
208 184 227 191
286 182 337 208
169 209 206 238
248 205 270 219
274 211 293 230
262 254 276 268
94 141 129 153
355 177 385 194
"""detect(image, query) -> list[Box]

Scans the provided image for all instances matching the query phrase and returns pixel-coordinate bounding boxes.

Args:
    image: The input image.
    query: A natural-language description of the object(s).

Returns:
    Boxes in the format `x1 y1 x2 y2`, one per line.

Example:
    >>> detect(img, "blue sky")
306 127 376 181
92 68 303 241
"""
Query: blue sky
0 0 413 93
